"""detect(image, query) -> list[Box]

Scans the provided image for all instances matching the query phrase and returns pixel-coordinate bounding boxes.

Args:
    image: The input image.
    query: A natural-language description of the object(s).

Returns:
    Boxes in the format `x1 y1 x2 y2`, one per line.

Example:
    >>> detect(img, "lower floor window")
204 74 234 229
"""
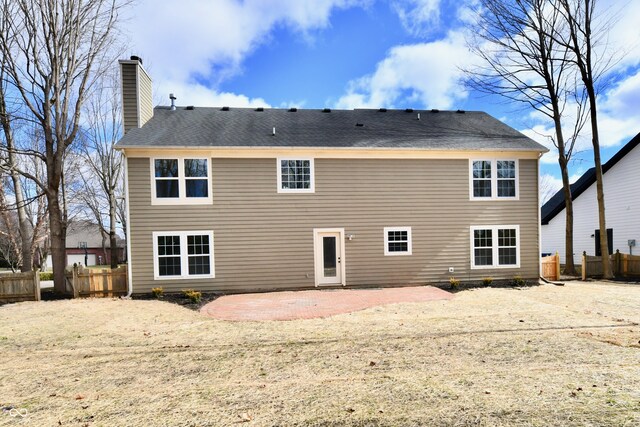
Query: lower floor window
153 231 214 279
384 227 412 256
471 225 519 268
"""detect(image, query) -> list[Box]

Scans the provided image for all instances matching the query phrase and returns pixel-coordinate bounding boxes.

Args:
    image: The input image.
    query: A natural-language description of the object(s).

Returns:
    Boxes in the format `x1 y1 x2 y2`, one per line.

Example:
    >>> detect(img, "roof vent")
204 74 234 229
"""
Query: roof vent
272 126 276 136
169 93 176 111
186 106 194 110
288 107 297 112
456 109 465 114
255 107 264 112
417 113 421 120
355 123 364 127
322 108 331 113
379 108 387 112
130 55 142 64
221 106 230 111
405 108 414 113
431 109 439 113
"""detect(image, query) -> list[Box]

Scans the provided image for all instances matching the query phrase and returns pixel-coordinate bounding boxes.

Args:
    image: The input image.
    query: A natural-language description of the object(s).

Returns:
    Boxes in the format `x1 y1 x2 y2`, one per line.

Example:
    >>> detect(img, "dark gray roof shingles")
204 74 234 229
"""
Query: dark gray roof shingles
116 107 548 151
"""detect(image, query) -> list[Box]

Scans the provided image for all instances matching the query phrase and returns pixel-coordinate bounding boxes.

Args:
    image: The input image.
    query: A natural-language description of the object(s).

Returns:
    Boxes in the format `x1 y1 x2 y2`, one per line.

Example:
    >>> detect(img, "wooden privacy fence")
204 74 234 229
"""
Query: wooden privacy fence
581 250 640 280
65 265 128 297
0 271 41 303
541 252 561 281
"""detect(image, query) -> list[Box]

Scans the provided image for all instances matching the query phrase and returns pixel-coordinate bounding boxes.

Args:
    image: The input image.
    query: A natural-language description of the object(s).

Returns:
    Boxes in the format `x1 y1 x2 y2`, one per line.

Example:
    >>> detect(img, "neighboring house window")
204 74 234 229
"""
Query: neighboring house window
277 158 314 193
153 231 214 279
470 225 519 268
151 157 211 204
470 160 518 199
384 227 412 256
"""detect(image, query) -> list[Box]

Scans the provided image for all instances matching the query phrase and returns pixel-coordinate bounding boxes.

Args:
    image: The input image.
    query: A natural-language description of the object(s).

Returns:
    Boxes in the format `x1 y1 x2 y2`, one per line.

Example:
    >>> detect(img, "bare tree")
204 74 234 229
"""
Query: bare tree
465 0 588 274
77 70 125 268
0 0 128 292
553 0 615 278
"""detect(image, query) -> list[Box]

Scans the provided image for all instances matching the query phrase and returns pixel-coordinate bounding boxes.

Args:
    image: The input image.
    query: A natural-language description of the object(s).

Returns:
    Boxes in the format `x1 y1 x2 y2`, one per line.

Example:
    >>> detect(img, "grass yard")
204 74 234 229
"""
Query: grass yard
1 282 639 426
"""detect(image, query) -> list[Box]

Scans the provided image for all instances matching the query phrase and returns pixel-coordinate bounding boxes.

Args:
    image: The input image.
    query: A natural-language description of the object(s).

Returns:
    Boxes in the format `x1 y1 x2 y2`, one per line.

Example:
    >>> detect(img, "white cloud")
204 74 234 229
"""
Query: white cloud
122 0 365 106
391 0 442 36
334 31 472 109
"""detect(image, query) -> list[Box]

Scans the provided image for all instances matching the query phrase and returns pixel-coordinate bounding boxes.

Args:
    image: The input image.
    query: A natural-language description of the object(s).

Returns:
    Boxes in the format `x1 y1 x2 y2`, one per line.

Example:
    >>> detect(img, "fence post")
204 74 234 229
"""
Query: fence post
33 270 41 301
581 251 587 281
72 265 79 298
555 251 561 280
613 249 621 278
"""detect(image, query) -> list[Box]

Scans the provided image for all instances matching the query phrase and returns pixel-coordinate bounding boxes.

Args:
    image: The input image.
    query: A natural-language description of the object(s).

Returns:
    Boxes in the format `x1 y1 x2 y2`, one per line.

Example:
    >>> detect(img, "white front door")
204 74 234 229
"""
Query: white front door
314 229 345 286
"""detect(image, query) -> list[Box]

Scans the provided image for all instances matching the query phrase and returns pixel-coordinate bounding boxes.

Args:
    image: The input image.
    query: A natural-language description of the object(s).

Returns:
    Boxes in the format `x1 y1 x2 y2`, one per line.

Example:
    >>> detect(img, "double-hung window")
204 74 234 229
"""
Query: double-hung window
277 158 314 193
153 231 215 279
384 227 412 256
470 225 519 268
152 157 211 204
470 159 518 199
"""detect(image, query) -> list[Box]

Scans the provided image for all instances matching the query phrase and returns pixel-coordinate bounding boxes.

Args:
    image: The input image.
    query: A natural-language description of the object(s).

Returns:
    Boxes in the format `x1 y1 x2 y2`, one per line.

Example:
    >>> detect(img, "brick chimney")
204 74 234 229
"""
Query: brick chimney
119 56 153 133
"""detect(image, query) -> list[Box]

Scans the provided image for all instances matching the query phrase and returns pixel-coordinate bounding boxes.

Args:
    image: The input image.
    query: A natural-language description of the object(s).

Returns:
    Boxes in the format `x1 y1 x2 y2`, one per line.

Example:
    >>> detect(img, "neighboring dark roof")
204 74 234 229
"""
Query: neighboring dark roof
541 131 640 225
116 107 547 152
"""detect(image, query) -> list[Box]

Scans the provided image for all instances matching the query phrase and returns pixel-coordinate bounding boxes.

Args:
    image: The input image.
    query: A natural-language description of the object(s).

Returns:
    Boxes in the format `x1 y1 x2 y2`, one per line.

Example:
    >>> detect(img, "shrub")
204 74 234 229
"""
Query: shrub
449 277 460 290
512 276 527 287
482 277 493 287
151 287 164 299
182 289 202 303
39 271 53 281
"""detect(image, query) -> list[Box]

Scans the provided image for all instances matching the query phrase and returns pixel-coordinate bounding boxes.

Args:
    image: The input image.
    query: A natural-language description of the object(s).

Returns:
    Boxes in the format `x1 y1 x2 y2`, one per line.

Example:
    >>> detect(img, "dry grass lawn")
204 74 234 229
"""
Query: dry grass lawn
1 281 639 426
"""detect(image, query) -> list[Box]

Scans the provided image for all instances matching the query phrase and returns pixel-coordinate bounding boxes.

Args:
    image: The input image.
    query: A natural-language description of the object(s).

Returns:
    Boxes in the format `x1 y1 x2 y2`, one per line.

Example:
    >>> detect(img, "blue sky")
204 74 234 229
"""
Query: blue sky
124 0 640 201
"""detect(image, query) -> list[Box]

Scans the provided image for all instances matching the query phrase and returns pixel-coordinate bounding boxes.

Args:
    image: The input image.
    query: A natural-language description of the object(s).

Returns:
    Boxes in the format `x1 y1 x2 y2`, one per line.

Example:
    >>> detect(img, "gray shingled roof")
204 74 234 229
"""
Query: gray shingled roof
115 107 548 151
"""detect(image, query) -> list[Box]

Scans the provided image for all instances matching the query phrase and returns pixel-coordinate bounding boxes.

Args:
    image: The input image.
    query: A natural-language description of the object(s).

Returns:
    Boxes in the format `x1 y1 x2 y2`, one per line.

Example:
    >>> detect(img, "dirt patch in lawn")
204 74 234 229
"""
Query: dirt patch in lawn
0 281 639 426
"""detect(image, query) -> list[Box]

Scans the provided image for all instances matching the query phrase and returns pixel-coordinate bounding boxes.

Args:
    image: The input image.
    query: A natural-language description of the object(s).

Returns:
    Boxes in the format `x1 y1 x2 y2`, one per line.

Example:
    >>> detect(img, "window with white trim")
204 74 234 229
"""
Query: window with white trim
153 231 214 279
152 158 211 204
470 225 519 268
470 160 518 199
277 158 314 193
384 227 412 256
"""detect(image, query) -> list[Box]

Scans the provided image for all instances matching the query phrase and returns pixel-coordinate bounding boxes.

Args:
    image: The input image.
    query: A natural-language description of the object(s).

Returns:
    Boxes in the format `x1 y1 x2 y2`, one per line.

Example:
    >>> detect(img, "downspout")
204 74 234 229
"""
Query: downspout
123 151 133 297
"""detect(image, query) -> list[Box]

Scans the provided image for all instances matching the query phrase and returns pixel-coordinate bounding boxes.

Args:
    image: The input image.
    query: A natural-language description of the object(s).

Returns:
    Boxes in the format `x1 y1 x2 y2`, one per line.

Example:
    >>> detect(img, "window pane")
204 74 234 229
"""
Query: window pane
323 236 337 277
389 242 408 252
184 159 207 177
155 159 179 177
497 161 515 178
474 229 492 248
497 179 515 197
157 235 180 256
187 235 209 255
473 161 491 178
281 159 311 190
188 256 210 275
498 247 517 265
159 256 181 276
186 179 208 197
156 180 179 198
473 180 491 197
474 248 493 266
498 229 516 247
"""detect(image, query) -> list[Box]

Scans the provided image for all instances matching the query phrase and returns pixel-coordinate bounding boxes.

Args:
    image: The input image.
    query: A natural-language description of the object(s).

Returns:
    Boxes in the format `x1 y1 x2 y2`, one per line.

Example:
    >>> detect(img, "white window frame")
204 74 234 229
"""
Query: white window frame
469 159 519 200
384 226 412 256
150 157 212 205
470 225 520 269
277 157 315 193
152 230 215 280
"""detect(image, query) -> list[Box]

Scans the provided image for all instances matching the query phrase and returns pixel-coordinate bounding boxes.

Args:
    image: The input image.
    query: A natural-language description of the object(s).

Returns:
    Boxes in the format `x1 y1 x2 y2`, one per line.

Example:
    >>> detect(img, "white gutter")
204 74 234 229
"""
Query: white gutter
123 151 133 297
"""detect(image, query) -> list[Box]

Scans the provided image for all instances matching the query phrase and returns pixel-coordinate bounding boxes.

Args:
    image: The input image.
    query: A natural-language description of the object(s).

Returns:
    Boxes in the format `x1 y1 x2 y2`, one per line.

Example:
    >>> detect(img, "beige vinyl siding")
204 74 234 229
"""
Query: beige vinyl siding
128 157 540 293
120 63 139 132
137 69 153 127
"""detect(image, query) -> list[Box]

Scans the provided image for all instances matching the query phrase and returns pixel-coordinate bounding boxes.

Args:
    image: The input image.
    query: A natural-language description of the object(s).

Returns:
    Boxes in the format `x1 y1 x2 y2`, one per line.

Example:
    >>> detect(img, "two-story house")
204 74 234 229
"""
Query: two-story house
116 57 547 294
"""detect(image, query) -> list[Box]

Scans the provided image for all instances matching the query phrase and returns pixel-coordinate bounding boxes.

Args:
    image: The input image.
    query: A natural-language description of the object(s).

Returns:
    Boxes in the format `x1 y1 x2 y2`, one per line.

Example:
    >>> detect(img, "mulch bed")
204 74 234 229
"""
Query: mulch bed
132 292 222 311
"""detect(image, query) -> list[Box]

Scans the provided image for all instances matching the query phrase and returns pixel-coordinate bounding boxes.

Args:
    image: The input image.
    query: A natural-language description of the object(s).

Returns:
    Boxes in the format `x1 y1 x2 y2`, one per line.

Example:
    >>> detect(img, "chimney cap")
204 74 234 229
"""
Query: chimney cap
130 55 143 64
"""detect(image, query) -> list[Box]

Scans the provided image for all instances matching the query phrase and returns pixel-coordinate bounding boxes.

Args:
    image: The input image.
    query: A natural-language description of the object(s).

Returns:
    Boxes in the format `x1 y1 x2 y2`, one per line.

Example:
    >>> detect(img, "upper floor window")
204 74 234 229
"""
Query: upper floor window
277 158 315 193
152 157 211 205
470 159 518 200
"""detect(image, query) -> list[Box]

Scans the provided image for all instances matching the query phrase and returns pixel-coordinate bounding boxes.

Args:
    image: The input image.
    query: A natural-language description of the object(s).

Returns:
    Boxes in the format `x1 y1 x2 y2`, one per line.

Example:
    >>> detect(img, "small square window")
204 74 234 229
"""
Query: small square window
277 158 314 193
384 227 412 256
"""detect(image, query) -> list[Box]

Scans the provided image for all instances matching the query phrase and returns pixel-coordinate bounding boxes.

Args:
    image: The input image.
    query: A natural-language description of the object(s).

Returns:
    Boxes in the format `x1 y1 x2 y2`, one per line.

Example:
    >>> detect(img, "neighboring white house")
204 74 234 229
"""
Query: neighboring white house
541 132 640 264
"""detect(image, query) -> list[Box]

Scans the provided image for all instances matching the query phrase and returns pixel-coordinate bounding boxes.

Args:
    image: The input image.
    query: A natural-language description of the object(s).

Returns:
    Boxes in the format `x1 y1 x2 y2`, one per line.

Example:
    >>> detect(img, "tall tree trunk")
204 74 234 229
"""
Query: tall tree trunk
48 194 67 293
109 192 118 268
